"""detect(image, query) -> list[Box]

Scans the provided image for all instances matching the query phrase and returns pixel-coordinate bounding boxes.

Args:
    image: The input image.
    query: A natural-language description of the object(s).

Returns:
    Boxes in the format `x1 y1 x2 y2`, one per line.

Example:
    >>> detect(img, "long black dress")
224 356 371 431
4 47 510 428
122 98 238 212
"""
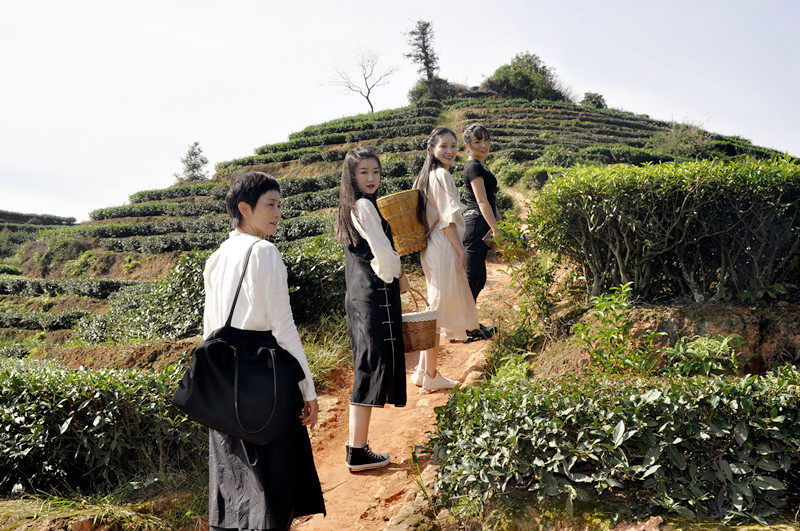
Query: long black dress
345 213 407 408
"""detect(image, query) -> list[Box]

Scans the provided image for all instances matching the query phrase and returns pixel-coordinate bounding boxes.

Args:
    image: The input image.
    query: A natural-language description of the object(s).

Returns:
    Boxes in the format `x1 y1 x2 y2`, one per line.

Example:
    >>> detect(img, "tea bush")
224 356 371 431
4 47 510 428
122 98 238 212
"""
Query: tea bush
100 233 227 253
214 148 320 175
0 358 203 494
77 250 208 343
288 104 440 139
0 210 75 226
529 157 800 301
45 217 231 239
90 201 227 221
128 182 227 204
0 275 139 299
0 309 90 331
298 149 349 165
78 235 345 343
430 366 800 525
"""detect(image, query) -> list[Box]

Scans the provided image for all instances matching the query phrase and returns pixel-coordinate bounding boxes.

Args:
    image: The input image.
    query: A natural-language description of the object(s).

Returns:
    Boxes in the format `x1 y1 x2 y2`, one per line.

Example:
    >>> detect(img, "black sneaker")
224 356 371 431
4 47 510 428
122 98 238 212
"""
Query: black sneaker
467 324 497 340
346 442 390 472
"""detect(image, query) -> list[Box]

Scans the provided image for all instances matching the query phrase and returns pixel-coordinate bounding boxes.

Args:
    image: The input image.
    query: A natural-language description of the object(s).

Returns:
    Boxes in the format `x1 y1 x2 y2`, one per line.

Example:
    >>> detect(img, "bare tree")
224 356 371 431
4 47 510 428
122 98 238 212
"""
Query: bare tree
332 50 396 113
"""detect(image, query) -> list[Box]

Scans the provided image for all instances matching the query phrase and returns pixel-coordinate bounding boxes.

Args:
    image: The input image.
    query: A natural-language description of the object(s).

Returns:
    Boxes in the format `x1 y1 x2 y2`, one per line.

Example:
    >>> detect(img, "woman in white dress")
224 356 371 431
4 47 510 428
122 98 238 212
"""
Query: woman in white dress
412 127 480 390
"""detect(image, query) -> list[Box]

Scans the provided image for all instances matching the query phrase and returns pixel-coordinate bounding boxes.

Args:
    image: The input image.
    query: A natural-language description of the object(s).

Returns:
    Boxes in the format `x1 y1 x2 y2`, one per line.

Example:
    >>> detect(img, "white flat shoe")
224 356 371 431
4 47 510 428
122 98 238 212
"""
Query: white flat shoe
410 367 424 387
422 371 459 390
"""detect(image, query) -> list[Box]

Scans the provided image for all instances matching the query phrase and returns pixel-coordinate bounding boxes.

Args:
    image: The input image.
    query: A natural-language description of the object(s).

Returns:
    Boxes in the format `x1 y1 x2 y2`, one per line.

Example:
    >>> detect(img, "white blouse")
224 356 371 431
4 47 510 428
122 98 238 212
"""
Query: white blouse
350 198 401 283
202 230 316 401
427 167 466 238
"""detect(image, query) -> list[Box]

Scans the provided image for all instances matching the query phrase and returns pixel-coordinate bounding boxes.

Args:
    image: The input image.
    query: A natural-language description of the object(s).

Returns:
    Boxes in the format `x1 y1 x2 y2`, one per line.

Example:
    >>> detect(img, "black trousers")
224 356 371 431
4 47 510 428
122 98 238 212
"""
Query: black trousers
463 213 491 301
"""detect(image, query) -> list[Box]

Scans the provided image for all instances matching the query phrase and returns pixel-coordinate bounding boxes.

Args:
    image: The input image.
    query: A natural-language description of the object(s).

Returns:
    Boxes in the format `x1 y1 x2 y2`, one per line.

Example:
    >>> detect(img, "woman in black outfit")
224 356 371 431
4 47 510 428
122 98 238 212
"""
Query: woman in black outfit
204 172 325 530
461 123 500 302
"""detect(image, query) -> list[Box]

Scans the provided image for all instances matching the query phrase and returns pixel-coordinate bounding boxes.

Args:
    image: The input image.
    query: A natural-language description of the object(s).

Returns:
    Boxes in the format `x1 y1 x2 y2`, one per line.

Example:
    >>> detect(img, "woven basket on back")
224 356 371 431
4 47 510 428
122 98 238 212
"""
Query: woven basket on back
401 287 438 352
376 189 427 256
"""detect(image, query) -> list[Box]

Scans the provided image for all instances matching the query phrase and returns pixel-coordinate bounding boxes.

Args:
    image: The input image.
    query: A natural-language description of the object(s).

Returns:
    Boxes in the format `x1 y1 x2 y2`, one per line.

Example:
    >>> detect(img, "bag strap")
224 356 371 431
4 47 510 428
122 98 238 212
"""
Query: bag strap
234 347 279 437
224 240 259 328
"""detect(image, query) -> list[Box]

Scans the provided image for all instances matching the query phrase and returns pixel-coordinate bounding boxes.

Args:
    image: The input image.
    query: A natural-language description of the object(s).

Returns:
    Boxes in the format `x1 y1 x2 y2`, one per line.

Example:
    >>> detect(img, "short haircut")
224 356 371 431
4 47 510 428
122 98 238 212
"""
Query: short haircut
225 171 281 228
463 122 490 145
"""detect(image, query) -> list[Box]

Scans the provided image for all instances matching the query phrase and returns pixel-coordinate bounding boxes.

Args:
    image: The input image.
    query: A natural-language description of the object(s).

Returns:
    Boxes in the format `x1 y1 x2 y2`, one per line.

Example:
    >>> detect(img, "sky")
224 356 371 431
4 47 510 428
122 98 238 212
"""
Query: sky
2 0 799 222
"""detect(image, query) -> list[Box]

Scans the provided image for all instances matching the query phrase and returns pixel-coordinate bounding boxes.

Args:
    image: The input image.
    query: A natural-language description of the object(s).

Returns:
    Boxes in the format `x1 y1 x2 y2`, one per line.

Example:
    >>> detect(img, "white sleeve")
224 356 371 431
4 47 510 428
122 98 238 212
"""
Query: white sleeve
351 198 401 283
430 168 465 229
251 244 317 401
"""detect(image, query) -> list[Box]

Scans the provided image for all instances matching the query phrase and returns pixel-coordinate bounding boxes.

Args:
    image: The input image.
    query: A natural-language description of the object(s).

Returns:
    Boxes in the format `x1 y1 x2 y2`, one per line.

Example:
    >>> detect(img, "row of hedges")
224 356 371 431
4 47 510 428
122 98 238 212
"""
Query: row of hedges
461 109 669 134
288 104 440 139
42 217 231 239
0 310 90 331
0 359 203 494
1 223 62 234
95 215 335 254
255 117 438 155
99 232 227 254
78 234 346 344
90 201 227 221
0 275 140 299
214 148 321 176
128 182 227 203
430 368 800 525
529 157 800 302
0 210 75 226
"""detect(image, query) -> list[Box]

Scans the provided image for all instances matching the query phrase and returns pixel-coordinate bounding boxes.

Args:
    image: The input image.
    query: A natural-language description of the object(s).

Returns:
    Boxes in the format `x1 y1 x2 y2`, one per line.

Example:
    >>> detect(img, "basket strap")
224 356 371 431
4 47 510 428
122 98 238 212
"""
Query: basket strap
407 285 429 311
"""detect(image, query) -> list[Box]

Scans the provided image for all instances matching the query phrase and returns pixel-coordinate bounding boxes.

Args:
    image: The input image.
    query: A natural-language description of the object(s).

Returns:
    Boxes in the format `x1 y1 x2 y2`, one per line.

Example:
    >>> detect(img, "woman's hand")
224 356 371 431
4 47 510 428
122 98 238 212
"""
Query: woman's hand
300 399 319 429
398 272 409 293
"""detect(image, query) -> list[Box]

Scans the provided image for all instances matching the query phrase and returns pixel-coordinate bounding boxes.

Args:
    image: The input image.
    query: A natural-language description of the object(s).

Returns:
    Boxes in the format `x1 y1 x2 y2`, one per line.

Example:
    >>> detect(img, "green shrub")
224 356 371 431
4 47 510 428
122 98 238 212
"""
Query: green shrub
78 250 207 343
90 201 227 221
0 275 139 299
0 210 75 226
0 264 21 275
578 145 675 166
79 235 346 344
529 157 800 302
430 366 800 525
0 358 203 494
63 251 105 277
489 157 526 186
571 283 661 375
129 182 227 204
662 334 743 377
0 310 90 331
278 172 340 197
273 214 334 242
99 233 227 254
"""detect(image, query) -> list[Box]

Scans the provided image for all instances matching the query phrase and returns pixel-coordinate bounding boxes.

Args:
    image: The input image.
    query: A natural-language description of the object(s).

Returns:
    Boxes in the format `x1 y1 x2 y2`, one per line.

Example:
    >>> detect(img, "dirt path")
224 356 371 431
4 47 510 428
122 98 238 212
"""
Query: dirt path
296 260 514 530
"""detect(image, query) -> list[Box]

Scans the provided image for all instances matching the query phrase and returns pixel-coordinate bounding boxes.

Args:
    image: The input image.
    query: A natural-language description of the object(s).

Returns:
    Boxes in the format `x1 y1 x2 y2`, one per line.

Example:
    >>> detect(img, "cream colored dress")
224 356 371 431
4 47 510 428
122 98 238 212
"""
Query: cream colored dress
419 167 480 340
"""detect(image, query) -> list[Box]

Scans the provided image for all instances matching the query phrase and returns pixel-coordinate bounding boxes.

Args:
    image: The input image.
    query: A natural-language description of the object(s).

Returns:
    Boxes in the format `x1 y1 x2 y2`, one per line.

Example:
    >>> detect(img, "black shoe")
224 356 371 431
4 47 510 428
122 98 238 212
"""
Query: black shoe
467 324 497 340
346 442 390 472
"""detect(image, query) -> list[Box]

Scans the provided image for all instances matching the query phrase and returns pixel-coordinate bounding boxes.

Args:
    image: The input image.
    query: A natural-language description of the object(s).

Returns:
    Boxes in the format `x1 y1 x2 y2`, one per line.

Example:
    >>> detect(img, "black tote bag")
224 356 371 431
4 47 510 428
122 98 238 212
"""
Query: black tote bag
171 241 305 445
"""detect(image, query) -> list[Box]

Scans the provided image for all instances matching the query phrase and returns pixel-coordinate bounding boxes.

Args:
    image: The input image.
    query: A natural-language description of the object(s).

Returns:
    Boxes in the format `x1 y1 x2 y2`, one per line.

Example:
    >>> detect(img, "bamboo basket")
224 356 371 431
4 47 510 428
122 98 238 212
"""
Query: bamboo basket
376 190 427 256
401 287 438 352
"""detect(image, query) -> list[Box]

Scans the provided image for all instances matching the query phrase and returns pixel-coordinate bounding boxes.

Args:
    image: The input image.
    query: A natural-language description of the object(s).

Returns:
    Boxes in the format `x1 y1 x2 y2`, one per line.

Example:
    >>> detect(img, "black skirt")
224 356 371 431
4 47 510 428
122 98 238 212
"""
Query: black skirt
208 422 325 530
344 223 407 408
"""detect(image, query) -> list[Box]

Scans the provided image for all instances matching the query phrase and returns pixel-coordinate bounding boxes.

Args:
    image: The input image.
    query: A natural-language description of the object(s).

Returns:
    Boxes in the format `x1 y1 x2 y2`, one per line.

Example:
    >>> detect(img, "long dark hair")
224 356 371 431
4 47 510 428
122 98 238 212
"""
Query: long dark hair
413 126 457 226
335 147 382 248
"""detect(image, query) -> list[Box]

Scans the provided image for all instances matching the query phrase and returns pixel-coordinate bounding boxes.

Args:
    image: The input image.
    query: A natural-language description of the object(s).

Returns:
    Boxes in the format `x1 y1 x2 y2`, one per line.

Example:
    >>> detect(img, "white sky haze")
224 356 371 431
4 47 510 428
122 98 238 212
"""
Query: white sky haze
1 0 798 221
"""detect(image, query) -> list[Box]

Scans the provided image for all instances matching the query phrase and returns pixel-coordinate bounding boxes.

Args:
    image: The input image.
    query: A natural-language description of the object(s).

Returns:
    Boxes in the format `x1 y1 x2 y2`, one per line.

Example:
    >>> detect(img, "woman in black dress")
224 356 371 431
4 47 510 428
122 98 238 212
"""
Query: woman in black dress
335 147 408 471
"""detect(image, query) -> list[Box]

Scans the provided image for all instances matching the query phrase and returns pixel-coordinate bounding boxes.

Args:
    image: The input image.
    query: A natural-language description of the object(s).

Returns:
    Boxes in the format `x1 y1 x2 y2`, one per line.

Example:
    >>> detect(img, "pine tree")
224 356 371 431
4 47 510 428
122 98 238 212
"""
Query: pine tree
405 21 439 83
173 141 209 184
